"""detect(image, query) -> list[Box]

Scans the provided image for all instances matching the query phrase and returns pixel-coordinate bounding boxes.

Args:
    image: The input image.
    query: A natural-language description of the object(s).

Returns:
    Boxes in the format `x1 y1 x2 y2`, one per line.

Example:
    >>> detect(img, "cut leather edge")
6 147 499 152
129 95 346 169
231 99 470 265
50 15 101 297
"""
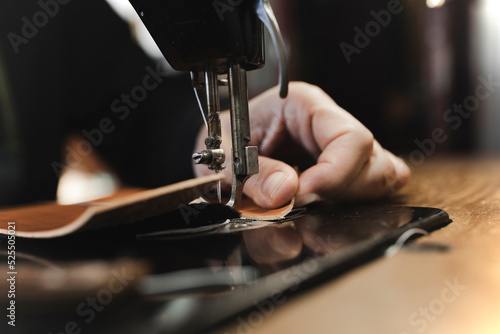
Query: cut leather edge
239 196 295 221
0 174 224 239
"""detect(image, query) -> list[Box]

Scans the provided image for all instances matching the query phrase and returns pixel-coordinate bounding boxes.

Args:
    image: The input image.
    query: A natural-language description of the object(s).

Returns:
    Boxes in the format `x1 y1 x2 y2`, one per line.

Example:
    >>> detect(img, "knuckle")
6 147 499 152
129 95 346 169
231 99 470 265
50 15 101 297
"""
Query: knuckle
358 129 375 156
381 163 397 191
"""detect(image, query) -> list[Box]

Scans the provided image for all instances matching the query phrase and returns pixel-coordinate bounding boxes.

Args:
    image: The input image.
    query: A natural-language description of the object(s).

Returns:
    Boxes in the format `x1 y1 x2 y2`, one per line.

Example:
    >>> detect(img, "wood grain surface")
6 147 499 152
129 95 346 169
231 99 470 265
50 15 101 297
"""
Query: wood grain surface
214 156 500 334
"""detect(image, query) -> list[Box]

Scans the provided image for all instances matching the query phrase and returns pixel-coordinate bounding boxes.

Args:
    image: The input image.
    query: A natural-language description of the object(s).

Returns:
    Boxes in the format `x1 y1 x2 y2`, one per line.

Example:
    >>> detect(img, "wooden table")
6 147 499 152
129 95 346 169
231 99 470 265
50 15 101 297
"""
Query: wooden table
215 156 500 334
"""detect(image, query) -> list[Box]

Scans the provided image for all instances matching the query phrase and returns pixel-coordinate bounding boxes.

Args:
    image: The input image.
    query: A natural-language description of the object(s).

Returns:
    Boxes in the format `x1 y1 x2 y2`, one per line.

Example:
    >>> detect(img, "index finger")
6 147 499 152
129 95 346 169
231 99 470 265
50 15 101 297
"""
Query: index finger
299 126 374 199
279 84 375 199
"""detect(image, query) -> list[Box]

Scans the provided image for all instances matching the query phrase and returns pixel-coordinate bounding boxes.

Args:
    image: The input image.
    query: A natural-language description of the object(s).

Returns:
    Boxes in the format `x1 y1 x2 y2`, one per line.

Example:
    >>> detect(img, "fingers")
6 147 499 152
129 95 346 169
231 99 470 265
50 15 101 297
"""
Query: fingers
244 156 299 209
272 83 411 204
193 81 411 208
250 82 380 203
340 141 411 201
248 82 328 156
297 141 410 205
386 151 412 190
297 125 374 201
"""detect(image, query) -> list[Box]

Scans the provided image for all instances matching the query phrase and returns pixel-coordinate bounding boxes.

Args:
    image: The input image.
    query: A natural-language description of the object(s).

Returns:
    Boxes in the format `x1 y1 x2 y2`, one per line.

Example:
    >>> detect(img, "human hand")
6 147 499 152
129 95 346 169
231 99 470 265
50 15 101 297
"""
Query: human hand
193 82 410 209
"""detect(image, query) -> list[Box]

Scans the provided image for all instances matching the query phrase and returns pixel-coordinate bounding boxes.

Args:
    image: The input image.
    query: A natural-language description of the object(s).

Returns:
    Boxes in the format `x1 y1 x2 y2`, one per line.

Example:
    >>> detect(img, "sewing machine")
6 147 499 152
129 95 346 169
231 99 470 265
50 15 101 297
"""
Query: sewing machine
127 0 288 210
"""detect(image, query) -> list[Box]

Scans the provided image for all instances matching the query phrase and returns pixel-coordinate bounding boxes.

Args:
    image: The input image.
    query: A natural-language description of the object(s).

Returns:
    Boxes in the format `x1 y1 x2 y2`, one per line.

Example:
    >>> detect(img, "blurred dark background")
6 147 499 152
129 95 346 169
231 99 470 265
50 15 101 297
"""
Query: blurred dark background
271 0 485 155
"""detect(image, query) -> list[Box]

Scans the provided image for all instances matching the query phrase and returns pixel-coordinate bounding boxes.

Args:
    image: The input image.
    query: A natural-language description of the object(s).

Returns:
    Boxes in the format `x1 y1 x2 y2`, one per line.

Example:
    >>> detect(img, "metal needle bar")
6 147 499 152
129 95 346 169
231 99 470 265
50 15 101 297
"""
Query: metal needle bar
226 63 259 210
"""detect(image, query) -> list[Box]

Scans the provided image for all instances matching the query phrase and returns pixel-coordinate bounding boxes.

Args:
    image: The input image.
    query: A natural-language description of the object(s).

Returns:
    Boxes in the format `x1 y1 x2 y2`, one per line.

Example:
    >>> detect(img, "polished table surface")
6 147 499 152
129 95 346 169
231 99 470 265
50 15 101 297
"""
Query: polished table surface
214 156 500 334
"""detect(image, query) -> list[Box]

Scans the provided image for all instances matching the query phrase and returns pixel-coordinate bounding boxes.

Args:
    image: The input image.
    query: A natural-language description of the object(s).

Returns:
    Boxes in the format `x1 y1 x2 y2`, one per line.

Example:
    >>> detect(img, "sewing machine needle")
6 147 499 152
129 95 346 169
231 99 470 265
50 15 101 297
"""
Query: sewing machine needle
216 171 222 204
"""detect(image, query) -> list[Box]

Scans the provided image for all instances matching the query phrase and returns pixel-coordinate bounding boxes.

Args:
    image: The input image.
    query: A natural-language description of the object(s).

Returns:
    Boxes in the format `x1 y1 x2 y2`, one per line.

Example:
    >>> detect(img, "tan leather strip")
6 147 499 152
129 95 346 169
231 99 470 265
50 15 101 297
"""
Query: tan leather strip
239 196 295 221
0 174 223 238
0 174 294 238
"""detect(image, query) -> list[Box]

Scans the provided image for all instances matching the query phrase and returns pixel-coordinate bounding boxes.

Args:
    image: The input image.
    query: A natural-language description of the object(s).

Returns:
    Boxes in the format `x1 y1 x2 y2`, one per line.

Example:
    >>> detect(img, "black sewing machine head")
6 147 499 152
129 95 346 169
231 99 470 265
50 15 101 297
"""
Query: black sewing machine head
128 0 288 210
128 0 265 73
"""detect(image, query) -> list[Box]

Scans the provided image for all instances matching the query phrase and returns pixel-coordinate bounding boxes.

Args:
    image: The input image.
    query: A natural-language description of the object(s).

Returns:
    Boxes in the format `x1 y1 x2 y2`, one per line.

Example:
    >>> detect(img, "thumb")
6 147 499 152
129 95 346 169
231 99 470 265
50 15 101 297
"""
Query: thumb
244 156 299 209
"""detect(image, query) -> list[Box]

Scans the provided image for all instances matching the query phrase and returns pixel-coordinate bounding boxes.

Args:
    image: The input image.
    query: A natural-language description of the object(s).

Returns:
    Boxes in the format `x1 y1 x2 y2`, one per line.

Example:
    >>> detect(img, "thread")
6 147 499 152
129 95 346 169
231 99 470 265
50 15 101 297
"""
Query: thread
385 228 429 258
190 71 208 131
